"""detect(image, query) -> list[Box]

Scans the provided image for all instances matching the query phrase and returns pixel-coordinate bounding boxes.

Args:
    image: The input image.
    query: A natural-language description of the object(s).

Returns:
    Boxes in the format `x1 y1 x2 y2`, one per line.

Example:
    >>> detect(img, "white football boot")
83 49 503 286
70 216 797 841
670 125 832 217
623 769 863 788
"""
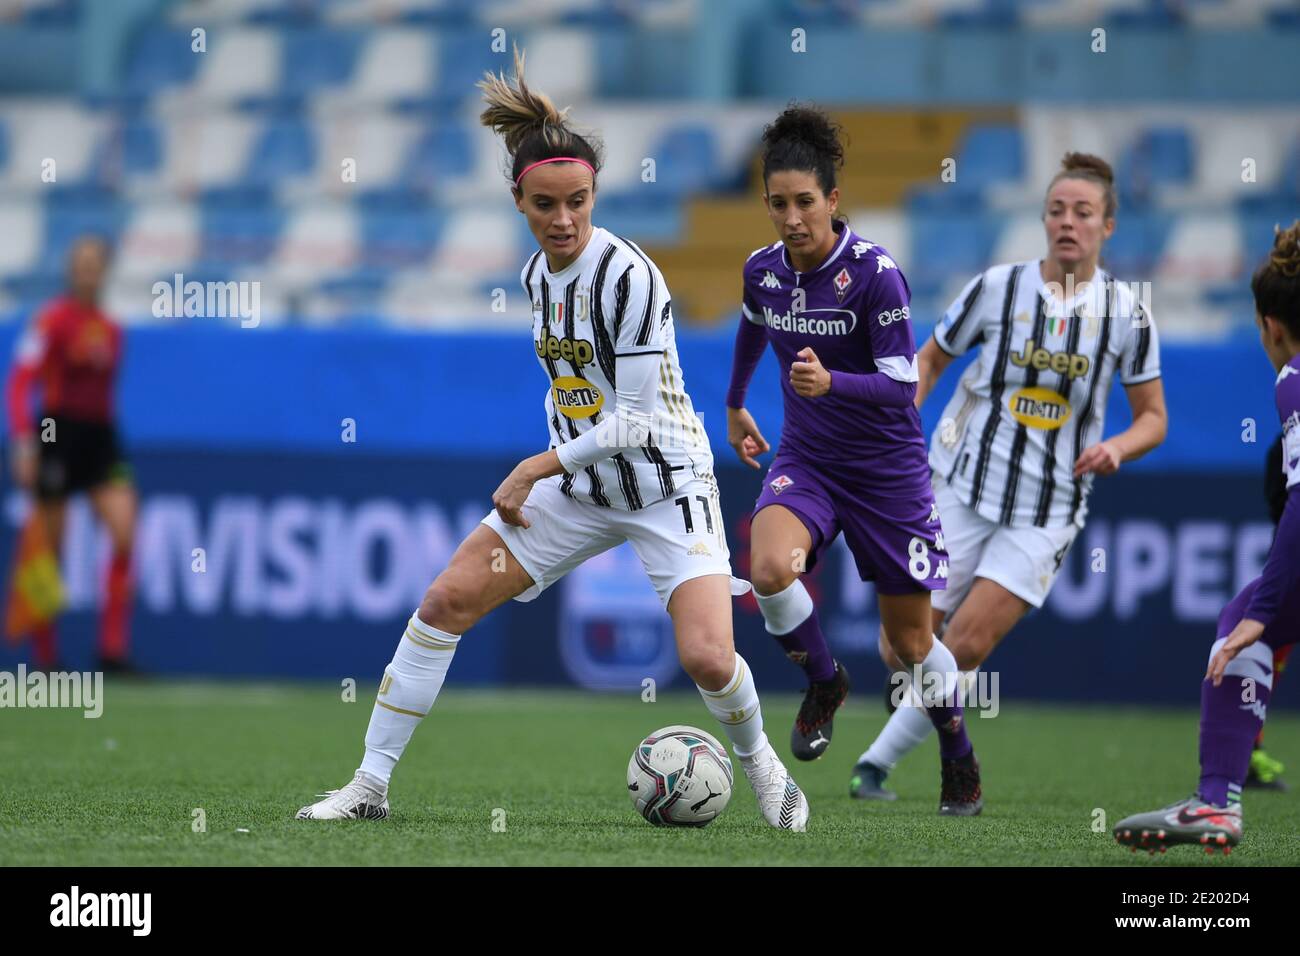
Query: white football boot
296 771 390 821
739 742 809 831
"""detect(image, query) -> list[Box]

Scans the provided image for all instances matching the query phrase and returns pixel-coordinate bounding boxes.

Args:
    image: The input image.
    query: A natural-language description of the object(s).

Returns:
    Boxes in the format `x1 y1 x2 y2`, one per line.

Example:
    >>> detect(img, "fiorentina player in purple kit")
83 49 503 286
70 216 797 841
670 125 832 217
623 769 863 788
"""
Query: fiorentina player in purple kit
726 106 981 814
1113 223 1300 854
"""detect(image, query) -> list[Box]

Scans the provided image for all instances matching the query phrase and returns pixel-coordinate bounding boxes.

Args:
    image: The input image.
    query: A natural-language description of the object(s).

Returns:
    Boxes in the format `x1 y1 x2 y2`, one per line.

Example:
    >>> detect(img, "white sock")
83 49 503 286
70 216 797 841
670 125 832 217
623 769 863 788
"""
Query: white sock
919 636 961 702
697 653 768 758
859 639 972 771
752 578 813 634
861 688 932 771
357 612 460 786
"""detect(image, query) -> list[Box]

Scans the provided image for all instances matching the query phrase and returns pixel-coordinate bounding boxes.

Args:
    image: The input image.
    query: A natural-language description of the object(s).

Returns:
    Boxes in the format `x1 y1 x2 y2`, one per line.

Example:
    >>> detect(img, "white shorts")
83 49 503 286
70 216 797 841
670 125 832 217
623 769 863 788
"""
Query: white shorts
480 474 735 609
931 476 1078 615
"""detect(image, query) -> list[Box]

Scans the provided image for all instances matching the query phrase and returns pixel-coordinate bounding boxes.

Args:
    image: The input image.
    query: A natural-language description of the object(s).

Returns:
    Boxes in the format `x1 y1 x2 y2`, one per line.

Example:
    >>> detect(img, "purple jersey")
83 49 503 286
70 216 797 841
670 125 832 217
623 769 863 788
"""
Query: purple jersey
740 221 929 497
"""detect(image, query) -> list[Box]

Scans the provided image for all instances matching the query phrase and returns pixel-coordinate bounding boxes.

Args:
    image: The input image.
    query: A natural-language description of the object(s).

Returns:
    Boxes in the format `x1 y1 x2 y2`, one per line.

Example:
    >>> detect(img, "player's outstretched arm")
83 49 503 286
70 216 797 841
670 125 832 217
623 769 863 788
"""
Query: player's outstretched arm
915 336 954 408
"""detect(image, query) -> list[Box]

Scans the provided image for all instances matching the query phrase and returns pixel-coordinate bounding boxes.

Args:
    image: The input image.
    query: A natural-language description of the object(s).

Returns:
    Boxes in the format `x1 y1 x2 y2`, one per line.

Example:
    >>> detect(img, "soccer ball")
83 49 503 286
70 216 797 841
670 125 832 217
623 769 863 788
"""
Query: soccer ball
627 725 733 827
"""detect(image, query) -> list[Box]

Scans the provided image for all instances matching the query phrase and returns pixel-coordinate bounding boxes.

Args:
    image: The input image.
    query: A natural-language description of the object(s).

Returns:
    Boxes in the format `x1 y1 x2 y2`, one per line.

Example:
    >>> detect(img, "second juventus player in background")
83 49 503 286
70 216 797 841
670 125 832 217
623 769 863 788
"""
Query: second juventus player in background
852 153 1168 801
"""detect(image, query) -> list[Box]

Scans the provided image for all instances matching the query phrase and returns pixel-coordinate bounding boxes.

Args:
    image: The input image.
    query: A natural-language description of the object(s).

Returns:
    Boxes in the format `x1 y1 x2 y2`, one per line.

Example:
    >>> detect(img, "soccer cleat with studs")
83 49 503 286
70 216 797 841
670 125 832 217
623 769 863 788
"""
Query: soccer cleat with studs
739 742 809 831
1111 796 1241 854
848 760 897 801
790 660 851 762
296 771 391 821
938 751 983 816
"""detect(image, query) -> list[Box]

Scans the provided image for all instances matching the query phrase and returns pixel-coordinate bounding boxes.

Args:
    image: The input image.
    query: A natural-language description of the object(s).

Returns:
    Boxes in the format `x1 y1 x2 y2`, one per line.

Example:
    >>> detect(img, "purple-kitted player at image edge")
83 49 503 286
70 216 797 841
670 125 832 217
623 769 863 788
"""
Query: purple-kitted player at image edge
1113 221 1300 855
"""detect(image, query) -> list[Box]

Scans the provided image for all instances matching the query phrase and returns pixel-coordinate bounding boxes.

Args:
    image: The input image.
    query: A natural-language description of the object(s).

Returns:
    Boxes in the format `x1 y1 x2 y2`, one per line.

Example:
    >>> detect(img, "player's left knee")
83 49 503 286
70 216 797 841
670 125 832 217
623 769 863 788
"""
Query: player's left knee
679 641 733 690
889 625 932 666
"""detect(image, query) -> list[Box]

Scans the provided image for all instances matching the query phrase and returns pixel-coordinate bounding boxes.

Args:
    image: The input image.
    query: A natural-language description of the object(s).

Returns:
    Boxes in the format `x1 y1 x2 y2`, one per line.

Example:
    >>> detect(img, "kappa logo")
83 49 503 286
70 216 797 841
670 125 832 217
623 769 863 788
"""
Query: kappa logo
928 502 940 523
832 267 852 301
769 474 794 495
851 240 874 259
875 254 897 274
760 270 782 289
1240 700 1268 721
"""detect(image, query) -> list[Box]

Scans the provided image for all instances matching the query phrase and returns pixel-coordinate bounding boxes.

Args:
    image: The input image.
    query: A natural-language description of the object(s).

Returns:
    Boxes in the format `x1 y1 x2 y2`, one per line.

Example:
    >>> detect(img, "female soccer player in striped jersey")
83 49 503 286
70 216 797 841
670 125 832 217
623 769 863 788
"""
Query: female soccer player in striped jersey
726 106 983 815
852 153 1168 802
297 48 810 830
1113 222 1300 854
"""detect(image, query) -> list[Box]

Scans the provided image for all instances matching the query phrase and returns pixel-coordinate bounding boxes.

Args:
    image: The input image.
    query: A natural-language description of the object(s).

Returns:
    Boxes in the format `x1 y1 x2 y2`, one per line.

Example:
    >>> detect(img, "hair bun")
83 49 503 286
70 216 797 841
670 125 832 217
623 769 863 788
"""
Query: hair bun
762 105 845 170
1060 151 1114 186
1270 220 1300 278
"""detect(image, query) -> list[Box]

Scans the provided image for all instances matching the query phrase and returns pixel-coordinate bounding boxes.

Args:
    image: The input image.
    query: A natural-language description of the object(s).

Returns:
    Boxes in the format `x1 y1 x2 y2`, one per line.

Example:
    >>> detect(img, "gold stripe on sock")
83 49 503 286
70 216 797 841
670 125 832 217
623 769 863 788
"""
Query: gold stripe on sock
405 626 458 651
702 659 746 699
376 699 427 718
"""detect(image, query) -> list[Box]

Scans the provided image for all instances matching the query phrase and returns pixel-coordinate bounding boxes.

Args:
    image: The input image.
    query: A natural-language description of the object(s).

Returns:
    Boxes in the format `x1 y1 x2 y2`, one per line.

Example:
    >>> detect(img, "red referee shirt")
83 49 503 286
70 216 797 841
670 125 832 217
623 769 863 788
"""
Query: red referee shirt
6 294 122 439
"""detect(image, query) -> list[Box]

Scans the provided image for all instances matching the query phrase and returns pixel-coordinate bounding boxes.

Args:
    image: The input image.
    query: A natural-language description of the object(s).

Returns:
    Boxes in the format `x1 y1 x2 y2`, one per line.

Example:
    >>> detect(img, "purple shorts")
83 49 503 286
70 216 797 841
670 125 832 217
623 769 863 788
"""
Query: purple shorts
753 452 949 595
1217 576 1300 651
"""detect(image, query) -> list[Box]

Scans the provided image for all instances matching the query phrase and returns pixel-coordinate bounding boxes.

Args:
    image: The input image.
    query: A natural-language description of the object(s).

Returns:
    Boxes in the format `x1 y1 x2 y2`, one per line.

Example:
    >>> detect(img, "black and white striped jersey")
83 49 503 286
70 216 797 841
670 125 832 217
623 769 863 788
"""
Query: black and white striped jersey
522 226 713 511
929 260 1161 529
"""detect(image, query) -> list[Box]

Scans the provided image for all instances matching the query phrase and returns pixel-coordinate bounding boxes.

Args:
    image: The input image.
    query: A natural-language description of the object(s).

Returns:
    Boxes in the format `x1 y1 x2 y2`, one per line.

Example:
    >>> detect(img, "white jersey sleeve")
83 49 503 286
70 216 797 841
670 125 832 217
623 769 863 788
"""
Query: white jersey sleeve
933 271 989 357
1116 291 1161 386
609 257 666 356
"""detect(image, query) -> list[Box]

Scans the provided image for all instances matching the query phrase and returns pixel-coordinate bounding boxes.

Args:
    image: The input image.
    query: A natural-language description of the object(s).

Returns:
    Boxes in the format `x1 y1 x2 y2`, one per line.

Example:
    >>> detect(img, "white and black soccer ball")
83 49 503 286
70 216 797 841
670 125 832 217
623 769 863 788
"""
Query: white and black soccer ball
627 725 733 827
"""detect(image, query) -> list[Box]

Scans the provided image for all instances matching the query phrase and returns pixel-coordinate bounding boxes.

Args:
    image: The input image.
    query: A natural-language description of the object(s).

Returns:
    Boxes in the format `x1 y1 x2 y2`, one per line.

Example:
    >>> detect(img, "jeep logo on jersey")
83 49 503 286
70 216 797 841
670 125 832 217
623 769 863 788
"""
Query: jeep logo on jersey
1009 338 1091 379
1008 387 1072 430
552 376 604 419
535 331 595 367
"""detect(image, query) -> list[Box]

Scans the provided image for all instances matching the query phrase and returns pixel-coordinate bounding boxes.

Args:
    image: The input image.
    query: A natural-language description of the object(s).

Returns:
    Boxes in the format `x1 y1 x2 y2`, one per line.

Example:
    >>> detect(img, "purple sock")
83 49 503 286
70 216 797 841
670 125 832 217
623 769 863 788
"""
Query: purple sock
928 699 973 760
1198 677 1269 808
771 611 836 682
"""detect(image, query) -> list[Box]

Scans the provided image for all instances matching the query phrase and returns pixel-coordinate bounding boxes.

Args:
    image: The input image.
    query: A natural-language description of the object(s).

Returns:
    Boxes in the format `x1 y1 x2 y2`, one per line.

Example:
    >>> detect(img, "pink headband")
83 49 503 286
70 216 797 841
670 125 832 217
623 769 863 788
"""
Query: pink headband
514 156 595 188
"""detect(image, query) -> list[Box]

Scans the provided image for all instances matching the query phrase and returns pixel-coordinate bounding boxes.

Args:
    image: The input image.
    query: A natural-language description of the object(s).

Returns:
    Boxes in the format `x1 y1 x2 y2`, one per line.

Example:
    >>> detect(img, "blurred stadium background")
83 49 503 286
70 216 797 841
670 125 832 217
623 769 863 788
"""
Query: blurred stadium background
0 0 1296 709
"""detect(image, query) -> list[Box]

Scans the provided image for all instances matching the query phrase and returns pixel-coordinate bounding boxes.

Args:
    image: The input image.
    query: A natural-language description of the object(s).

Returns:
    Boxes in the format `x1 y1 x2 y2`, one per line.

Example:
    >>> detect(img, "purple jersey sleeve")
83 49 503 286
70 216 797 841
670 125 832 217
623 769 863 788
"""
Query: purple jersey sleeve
861 255 918 384
726 312 767 409
1244 362 1300 625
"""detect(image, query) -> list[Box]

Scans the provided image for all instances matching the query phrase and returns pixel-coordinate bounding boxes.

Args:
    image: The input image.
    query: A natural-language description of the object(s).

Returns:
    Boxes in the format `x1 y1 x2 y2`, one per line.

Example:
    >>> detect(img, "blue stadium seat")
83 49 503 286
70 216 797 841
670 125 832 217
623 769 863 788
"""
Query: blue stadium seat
280 28 363 95
1100 210 1172 279
41 190 124 274
907 210 1000 295
595 191 684 244
122 28 202 97
401 124 474 188
956 123 1024 191
1118 126 1194 205
358 208 443 273
646 124 719 197
431 30 498 106
197 202 284 270
243 115 317 187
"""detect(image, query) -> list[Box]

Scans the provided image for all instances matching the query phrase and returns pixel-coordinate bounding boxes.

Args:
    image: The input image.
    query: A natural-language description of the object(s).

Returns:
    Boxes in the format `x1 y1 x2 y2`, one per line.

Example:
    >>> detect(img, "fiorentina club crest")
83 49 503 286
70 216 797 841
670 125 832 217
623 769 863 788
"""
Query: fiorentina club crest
832 267 852 302
769 474 794 495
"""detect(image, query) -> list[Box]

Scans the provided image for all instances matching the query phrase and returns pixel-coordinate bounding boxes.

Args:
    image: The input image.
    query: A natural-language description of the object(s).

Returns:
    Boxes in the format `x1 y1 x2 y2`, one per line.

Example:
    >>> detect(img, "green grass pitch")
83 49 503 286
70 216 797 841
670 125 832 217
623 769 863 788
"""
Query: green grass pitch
3 679 1298 866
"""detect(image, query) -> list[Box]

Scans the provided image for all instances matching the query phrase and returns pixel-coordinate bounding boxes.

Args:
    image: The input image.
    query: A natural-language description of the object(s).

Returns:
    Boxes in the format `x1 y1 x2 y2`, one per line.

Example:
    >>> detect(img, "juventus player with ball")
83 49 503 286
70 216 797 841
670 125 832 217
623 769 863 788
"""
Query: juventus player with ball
852 153 1168 802
726 106 982 814
297 49 809 831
